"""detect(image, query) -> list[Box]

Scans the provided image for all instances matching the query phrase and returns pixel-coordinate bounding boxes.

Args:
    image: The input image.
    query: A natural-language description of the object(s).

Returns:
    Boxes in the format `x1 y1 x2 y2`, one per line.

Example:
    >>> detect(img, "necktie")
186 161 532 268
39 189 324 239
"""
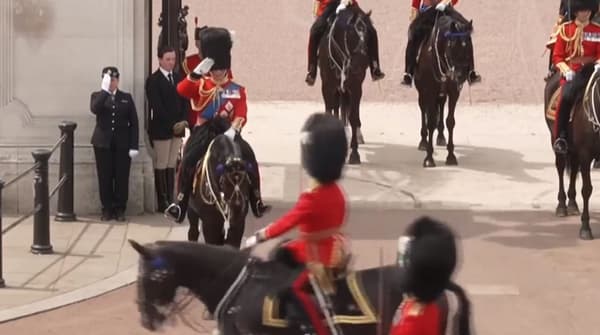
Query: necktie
168 73 174 85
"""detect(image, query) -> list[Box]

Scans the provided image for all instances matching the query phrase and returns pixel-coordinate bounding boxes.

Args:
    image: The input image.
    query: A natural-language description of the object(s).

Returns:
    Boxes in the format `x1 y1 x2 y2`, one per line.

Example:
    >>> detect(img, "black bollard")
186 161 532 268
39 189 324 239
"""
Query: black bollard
55 121 77 222
0 179 5 288
31 149 53 254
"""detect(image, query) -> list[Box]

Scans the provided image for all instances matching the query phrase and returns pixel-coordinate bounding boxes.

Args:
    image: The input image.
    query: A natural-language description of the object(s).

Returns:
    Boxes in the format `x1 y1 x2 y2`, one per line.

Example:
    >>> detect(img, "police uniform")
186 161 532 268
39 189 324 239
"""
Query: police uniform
402 0 481 86
552 0 600 154
90 67 139 220
390 217 459 335
165 27 270 223
305 0 385 86
247 113 349 335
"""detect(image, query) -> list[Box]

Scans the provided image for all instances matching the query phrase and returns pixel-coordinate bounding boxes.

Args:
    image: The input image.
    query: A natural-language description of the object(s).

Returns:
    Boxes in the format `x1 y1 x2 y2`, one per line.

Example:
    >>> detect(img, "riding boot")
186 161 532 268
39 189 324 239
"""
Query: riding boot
248 161 271 218
287 301 317 335
306 29 320 86
553 101 571 155
367 25 385 81
466 39 481 85
165 166 193 223
402 35 418 86
154 169 169 212
166 167 175 203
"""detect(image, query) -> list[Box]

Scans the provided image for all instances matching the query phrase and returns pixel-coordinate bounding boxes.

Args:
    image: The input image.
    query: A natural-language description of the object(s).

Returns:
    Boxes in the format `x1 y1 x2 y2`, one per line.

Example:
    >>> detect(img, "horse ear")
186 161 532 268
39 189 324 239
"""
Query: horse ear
129 239 153 259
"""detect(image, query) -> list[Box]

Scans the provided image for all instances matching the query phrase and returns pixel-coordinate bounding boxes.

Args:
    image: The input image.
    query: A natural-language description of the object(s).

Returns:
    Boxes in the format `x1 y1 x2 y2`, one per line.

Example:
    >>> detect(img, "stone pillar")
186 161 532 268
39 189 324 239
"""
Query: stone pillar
0 0 153 215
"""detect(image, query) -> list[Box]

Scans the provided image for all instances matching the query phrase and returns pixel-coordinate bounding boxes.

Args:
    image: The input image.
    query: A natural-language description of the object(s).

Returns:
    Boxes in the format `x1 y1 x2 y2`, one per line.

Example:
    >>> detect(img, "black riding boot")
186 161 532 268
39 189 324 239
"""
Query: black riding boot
402 35 418 86
165 166 193 223
306 21 326 86
166 167 175 203
286 300 316 335
238 137 271 218
154 169 169 212
553 102 571 155
367 24 385 81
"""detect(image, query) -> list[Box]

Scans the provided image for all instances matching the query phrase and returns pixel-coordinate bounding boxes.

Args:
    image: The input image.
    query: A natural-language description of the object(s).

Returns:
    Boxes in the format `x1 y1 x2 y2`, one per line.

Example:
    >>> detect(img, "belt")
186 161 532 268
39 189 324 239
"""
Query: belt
300 228 342 242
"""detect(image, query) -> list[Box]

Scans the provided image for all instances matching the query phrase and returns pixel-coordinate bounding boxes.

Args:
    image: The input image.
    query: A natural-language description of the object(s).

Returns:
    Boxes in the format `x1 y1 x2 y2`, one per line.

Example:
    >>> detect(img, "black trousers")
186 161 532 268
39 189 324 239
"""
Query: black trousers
94 141 131 213
556 64 595 137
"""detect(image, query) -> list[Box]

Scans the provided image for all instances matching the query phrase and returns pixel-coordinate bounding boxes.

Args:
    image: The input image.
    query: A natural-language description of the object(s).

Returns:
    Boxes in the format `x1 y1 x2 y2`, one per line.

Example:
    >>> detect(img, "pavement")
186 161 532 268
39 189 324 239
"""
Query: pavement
2 102 600 331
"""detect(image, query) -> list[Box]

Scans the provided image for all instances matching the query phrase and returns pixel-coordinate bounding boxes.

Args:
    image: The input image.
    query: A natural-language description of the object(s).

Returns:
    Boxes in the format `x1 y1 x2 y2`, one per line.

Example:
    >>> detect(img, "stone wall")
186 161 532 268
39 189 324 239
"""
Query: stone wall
0 0 155 215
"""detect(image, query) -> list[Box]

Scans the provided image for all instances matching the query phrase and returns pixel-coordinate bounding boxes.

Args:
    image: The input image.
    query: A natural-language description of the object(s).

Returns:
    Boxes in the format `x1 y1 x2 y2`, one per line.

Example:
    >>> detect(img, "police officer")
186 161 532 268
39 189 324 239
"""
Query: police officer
90 67 140 221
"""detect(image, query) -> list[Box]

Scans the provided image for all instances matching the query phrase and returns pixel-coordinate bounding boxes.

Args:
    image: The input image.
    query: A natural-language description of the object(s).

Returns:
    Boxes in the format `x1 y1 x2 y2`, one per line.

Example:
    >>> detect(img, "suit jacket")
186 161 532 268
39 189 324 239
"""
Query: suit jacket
145 69 187 140
90 90 139 150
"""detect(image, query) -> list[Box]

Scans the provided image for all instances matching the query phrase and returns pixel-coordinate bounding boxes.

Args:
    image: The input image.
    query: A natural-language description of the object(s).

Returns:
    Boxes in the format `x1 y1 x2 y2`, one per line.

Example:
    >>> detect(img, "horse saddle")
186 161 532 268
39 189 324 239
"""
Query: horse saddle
260 270 377 328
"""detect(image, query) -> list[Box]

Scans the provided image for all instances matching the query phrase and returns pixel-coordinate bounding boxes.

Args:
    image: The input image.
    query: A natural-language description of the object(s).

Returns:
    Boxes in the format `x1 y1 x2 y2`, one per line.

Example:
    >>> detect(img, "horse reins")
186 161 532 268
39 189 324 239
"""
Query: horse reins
197 138 249 239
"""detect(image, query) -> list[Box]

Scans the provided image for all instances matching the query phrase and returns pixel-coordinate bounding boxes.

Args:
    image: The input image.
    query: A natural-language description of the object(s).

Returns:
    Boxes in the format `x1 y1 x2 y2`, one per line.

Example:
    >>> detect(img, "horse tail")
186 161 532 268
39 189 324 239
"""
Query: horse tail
446 281 472 335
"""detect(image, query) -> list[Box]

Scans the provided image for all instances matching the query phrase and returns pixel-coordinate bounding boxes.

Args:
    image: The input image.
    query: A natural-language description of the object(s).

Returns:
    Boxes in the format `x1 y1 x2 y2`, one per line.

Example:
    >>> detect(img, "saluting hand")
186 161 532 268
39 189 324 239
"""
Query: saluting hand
193 57 214 76
101 73 111 92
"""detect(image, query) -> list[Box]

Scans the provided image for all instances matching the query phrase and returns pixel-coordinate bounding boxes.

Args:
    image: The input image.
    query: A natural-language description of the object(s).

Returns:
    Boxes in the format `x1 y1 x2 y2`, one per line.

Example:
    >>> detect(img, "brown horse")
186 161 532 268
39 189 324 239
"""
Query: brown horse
186 134 251 248
414 12 473 168
544 68 600 240
318 4 372 164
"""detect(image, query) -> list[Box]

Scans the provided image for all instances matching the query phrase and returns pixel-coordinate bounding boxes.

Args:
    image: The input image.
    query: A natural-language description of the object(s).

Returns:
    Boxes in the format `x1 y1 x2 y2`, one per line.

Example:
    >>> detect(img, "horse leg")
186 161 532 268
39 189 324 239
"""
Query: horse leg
186 206 201 242
555 154 568 217
357 110 365 144
423 103 437 168
579 159 594 240
445 92 458 166
437 95 447 147
418 94 428 151
567 154 580 215
201 211 225 246
347 92 361 165
224 217 245 249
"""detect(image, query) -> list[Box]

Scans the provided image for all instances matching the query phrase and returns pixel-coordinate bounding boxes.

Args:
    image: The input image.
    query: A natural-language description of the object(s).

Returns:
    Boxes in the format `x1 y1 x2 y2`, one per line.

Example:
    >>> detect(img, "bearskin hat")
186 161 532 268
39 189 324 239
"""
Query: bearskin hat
570 0 598 15
199 27 232 70
300 113 348 184
397 216 457 303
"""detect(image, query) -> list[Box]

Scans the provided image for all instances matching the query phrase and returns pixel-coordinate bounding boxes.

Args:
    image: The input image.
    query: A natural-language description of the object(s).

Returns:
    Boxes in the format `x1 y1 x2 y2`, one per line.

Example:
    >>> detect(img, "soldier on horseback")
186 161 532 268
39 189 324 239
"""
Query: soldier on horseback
402 0 482 87
552 0 600 154
245 113 349 335
390 216 465 335
305 0 385 86
165 27 271 223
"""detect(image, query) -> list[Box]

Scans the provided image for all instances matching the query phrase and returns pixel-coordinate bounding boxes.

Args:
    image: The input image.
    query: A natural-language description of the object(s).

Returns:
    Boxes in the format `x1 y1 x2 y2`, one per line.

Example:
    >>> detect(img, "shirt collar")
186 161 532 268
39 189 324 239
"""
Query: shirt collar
159 67 172 79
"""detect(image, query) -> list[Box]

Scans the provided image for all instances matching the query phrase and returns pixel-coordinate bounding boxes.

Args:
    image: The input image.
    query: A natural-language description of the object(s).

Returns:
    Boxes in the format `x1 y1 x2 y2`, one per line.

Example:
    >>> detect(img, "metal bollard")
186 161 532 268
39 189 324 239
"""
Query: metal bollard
55 121 77 222
0 179 5 287
31 149 53 254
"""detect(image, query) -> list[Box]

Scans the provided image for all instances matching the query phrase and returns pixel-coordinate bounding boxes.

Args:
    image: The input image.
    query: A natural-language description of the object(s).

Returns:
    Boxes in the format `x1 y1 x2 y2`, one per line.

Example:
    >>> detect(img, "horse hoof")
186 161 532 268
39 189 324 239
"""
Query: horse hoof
423 158 436 168
567 204 580 216
579 229 594 240
348 151 361 165
445 155 458 166
436 136 447 147
555 206 567 217
418 141 428 151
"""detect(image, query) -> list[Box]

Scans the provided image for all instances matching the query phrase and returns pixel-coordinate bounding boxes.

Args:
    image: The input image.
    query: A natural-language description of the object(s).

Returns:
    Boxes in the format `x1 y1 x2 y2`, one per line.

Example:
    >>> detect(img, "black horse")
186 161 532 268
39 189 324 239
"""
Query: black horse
185 134 251 248
129 239 472 335
319 4 373 164
544 69 600 240
414 12 474 168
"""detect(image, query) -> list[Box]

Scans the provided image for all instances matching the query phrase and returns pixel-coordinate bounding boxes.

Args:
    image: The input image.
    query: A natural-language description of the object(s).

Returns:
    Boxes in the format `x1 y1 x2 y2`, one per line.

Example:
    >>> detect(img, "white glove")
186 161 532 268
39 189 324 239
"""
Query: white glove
224 127 236 140
244 235 258 248
129 149 139 158
436 2 448 11
336 3 347 14
101 73 111 92
193 58 214 76
565 70 575 82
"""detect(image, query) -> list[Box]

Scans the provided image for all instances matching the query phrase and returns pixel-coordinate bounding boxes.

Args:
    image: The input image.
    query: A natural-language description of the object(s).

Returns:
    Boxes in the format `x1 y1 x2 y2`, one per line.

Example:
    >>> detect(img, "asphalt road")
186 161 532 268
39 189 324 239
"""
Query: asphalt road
1 207 599 335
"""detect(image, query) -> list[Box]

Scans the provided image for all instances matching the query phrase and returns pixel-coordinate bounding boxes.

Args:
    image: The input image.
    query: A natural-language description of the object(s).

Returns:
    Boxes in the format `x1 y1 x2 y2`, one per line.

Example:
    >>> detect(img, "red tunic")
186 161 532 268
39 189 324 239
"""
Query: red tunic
176 75 247 126
553 21 600 81
264 183 347 267
390 300 441 335
411 0 459 9
180 54 235 126
314 0 359 17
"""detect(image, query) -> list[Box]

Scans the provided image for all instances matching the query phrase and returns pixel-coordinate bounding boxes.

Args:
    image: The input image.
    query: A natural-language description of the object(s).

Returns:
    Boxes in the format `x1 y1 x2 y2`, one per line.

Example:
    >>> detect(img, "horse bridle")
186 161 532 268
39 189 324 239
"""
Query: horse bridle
198 139 250 239
430 13 471 84
327 10 368 92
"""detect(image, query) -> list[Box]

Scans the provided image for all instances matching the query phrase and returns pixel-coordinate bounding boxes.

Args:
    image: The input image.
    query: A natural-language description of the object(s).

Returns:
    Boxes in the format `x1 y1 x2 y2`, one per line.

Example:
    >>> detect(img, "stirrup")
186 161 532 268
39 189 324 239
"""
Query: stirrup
165 203 184 223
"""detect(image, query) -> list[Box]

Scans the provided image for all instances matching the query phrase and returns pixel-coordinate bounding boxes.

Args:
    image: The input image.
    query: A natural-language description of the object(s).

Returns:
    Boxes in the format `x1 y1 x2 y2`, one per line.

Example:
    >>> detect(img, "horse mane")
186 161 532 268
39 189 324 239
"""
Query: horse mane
152 241 248 269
